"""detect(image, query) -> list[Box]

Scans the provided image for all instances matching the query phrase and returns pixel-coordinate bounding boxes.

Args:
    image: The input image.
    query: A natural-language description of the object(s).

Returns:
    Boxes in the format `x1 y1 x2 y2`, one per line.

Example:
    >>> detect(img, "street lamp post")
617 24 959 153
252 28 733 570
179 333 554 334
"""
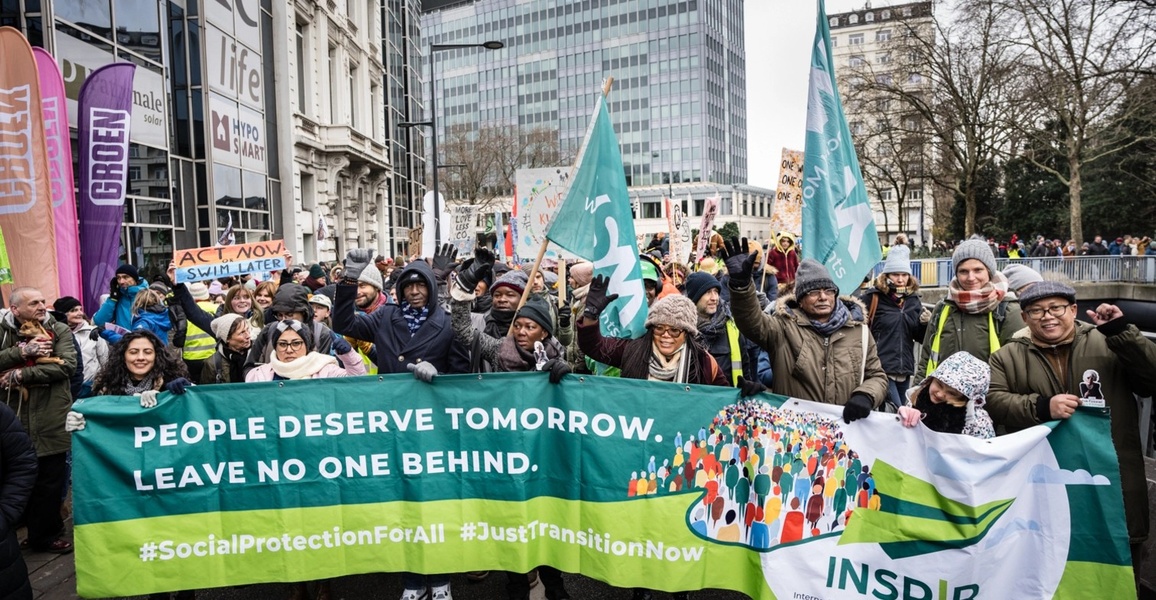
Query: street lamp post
401 40 503 248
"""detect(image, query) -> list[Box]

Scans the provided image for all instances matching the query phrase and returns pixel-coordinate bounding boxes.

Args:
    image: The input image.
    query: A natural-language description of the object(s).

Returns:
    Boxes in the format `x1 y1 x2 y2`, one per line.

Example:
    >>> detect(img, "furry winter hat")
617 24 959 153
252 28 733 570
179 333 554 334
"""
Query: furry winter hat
644 295 699 336
952 239 997 277
188 282 210 301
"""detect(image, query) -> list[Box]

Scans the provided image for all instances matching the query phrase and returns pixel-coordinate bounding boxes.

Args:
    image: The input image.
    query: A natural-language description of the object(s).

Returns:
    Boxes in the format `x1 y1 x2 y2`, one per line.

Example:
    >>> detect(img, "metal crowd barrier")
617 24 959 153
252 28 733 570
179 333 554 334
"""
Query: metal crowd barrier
873 255 1156 287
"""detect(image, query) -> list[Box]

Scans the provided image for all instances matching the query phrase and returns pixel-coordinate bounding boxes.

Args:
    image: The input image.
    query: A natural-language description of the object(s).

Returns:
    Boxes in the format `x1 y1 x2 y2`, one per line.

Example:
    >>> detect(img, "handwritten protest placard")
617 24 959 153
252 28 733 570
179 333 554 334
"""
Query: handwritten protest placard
173 240 285 283
447 205 477 255
770 148 803 236
514 167 574 260
693 197 719 261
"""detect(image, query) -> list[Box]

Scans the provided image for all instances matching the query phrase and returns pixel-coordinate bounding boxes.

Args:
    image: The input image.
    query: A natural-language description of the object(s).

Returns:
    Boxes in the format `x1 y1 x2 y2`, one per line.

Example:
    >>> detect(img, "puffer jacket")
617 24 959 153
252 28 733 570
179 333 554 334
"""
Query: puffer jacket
917 299 1025 377
0 400 36 600
988 320 1156 544
71 322 109 384
0 311 77 456
730 281 888 406
332 261 469 375
92 279 148 329
857 286 927 377
103 305 172 345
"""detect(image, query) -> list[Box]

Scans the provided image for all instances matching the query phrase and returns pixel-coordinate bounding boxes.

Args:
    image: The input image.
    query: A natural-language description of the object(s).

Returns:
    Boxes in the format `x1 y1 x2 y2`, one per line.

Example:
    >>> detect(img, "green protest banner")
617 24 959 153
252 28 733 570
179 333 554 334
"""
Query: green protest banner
72 374 1135 599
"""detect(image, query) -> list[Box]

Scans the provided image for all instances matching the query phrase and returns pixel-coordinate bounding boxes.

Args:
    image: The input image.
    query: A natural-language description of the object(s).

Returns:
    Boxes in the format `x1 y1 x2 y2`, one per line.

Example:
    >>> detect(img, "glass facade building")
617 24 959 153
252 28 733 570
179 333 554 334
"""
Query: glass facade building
420 0 748 188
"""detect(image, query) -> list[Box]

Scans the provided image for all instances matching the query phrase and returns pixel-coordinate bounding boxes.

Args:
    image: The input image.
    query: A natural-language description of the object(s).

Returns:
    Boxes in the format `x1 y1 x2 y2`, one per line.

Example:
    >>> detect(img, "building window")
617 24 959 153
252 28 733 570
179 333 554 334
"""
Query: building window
902 7 912 17
850 55 865 67
908 189 923 201
848 33 864 45
296 23 309 116
831 36 838 47
829 17 838 27
879 189 893 201
877 29 891 42
849 14 858 24
908 72 922 84
881 10 891 19
865 12 874 22
328 45 339 123
877 53 891 65
349 63 358 127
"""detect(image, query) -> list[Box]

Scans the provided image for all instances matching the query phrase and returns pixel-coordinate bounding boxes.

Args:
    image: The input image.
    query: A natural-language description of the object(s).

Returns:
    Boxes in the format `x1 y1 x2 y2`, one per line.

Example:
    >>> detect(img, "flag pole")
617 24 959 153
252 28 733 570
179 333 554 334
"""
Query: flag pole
509 77 614 336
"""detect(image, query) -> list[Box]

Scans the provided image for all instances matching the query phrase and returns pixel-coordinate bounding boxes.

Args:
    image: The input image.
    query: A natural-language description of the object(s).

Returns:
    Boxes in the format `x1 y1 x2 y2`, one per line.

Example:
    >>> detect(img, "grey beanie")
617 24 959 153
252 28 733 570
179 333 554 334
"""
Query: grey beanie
881 244 912 275
1002 264 1043 293
1018 281 1076 309
210 313 245 342
358 264 384 290
952 239 997 277
644 295 699 336
793 258 837 298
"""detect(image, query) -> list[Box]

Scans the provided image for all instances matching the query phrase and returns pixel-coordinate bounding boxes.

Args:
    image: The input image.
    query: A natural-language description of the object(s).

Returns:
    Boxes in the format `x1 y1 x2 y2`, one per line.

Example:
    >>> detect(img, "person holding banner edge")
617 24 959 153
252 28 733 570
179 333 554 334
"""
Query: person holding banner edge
718 237 888 421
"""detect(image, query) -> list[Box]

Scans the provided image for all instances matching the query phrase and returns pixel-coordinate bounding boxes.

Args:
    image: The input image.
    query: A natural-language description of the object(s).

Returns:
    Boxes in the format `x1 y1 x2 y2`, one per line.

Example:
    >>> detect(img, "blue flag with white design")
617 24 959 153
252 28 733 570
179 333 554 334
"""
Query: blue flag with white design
546 94 648 339
802 0 883 296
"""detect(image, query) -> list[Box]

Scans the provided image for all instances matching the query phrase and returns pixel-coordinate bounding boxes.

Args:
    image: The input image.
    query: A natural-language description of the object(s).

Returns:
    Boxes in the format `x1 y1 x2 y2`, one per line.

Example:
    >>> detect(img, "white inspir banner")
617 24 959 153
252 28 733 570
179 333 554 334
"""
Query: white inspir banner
56 32 167 148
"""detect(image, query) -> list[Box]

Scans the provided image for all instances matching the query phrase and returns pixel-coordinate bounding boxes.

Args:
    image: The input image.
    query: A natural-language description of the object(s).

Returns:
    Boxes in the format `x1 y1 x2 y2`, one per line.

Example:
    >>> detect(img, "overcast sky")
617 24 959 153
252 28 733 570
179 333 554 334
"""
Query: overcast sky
744 0 901 189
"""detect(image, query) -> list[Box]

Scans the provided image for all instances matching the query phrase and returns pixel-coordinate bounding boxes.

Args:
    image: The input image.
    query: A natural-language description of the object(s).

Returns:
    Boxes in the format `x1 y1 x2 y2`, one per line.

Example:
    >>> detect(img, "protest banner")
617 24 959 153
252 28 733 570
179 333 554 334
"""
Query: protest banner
72 374 1133 598
446 204 477 255
693 197 719 262
770 148 803 237
172 239 286 283
514 167 574 261
664 198 690 264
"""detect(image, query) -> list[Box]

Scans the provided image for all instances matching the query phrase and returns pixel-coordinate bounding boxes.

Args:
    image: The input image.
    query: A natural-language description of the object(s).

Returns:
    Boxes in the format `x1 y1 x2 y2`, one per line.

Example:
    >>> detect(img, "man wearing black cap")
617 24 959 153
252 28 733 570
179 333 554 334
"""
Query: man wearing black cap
988 281 1156 568
683 271 755 387
93 263 148 329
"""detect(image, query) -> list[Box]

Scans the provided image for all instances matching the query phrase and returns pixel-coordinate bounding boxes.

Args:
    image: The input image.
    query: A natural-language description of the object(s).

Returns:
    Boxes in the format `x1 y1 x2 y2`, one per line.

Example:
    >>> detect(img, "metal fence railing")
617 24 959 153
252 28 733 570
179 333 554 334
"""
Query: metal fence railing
872 255 1156 287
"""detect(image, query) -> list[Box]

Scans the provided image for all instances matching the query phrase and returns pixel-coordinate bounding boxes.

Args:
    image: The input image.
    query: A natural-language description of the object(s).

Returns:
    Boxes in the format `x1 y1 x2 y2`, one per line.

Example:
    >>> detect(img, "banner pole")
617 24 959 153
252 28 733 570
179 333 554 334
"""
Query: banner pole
509 78 615 336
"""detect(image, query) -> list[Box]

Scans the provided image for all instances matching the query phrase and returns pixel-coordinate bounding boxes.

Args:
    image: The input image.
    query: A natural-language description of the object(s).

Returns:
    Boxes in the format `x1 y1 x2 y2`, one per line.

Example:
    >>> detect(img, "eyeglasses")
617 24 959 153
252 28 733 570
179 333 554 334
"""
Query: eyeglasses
1024 303 1072 320
804 288 837 299
275 312 297 321
275 340 306 351
651 326 686 338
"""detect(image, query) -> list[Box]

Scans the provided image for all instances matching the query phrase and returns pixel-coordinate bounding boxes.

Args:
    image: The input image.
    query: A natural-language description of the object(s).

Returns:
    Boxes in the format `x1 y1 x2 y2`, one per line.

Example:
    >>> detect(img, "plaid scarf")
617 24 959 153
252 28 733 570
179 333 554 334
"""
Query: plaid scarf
947 270 1009 315
401 302 430 337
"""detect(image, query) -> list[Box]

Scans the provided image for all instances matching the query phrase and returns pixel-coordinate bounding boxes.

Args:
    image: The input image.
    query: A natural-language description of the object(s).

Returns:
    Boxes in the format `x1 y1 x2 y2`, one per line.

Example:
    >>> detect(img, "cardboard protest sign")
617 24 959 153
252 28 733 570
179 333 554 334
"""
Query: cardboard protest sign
771 148 804 237
73 375 1134 599
173 239 286 283
447 204 477 255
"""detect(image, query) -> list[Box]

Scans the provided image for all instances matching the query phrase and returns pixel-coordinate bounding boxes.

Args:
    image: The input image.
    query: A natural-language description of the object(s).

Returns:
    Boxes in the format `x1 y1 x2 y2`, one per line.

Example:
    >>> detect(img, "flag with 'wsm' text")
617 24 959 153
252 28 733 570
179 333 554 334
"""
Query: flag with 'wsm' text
802 0 882 296
546 94 647 339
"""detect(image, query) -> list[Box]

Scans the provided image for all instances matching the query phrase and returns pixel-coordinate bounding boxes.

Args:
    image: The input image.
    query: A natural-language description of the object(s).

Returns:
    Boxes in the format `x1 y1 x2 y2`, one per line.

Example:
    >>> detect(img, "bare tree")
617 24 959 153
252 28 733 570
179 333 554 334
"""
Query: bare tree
438 125 574 211
844 0 1024 238
1000 0 1156 245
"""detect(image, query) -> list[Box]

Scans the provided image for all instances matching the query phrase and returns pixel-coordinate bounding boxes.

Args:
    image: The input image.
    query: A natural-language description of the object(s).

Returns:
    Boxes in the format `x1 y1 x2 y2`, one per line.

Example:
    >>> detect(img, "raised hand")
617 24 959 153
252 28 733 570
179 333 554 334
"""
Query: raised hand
432 244 459 280
582 275 619 320
342 249 374 281
718 237 756 288
456 247 495 292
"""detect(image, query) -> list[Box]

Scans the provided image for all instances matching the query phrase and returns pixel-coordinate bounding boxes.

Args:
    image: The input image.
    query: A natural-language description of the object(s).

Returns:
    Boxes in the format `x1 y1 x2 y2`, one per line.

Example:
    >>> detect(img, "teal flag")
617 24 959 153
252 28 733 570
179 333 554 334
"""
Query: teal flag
546 95 647 338
71 375 1135 598
802 0 883 296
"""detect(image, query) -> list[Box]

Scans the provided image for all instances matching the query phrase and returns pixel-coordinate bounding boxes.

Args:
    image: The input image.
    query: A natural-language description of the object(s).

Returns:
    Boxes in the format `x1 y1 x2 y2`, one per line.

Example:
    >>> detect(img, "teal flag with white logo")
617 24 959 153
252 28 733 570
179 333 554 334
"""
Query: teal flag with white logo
547 94 647 338
802 0 883 296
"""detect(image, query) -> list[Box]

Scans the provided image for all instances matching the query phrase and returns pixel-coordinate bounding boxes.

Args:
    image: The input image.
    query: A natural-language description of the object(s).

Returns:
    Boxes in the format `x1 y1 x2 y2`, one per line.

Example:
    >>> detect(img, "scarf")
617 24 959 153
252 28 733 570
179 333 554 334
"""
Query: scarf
874 274 915 299
269 351 338 380
696 301 730 338
947 270 1009 315
472 293 493 314
401 302 430 337
484 308 516 339
124 375 158 396
648 342 688 382
494 336 564 372
809 300 852 337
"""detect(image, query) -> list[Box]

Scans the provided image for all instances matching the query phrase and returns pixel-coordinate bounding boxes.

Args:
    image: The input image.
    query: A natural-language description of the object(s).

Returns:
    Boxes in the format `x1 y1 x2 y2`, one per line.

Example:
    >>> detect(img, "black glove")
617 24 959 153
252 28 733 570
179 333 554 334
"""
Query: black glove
165 377 192 395
332 337 353 355
89 328 101 342
544 358 571 384
737 376 766 398
557 304 572 329
455 247 495 292
432 244 459 281
842 393 874 424
343 249 373 282
718 237 756 288
109 277 122 301
582 275 619 320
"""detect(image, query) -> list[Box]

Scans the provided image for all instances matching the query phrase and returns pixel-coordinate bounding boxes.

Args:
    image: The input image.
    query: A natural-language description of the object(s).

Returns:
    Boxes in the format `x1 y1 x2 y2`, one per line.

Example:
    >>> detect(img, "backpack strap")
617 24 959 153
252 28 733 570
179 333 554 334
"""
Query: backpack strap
867 294 879 326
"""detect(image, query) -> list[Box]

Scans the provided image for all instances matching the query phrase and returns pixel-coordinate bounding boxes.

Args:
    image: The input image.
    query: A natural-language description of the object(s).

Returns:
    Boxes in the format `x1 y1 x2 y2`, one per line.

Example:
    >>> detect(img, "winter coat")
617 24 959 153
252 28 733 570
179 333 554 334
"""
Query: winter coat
70 323 109 385
102 305 172 346
987 320 1156 543
917 299 1025 377
576 321 729 386
857 287 927 377
0 400 35 600
0 312 77 457
244 349 367 382
93 280 149 329
201 345 248 385
332 261 469 375
694 303 756 386
1108 242 1123 256
729 282 888 407
766 238 800 284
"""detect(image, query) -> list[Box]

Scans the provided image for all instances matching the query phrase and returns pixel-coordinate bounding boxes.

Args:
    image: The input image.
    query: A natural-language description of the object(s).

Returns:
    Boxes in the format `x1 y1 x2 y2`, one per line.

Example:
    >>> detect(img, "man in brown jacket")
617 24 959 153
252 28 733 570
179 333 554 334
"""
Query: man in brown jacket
988 281 1156 558
718 238 888 423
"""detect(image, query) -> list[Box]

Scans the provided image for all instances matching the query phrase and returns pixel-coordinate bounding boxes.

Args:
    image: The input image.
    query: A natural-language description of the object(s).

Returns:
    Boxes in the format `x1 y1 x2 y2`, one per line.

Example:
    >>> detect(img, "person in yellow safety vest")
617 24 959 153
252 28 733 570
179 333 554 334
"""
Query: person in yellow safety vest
342 264 389 374
182 281 220 382
683 271 756 387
